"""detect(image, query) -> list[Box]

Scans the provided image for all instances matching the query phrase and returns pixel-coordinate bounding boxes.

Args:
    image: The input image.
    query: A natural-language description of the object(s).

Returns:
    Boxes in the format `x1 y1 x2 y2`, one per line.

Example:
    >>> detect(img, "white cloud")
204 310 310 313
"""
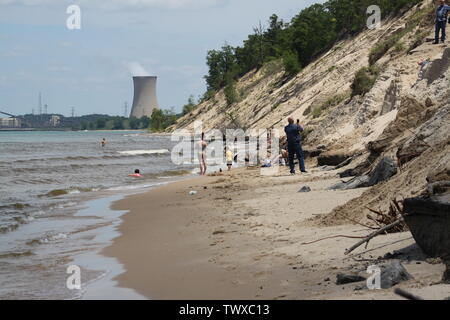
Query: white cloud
0 0 227 10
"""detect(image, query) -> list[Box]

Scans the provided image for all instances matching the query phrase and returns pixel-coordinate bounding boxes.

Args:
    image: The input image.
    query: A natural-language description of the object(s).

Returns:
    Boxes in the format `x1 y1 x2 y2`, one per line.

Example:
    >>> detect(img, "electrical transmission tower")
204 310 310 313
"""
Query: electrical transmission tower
38 92 42 115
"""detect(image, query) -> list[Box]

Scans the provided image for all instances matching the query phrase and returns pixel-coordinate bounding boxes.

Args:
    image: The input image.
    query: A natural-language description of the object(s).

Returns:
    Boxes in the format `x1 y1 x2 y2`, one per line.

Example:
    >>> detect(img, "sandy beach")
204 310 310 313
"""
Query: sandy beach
104 164 449 300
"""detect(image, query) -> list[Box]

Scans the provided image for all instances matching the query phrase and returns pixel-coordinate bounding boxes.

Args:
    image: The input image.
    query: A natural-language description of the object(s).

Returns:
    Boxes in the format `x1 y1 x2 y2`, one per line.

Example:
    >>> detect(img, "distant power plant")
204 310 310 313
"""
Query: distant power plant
130 76 159 118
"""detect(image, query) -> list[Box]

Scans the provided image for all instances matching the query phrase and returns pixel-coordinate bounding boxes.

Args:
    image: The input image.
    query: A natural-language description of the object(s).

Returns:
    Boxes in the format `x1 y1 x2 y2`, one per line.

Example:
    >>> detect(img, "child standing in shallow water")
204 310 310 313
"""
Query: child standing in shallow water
226 148 233 171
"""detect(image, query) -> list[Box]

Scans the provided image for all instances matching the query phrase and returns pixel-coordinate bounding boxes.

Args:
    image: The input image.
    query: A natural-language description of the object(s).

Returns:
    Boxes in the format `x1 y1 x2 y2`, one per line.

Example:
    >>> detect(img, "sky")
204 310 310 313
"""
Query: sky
0 0 322 117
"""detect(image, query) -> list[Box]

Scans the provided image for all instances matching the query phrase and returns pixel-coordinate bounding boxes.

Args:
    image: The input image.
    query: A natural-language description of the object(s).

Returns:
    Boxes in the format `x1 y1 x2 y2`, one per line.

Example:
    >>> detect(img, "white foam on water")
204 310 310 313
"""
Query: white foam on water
122 134 143 137
32 210 47 216
106 181 167 191
54 201 77 210
118 149 169 156
38 233 68 244
15 215 35 224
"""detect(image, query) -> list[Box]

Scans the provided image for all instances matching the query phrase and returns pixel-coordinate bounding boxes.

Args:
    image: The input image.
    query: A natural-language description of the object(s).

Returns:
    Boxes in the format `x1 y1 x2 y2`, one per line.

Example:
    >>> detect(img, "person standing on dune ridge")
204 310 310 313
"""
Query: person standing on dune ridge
434 0 450 44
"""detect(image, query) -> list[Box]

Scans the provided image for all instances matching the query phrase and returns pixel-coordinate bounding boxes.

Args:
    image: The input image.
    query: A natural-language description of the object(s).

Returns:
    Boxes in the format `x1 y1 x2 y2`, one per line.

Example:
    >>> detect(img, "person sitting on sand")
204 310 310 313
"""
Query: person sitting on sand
129 169 143 178
418 58 431 79
280 149 288 166
261 157 272 168
226 147 233 171
197 132 207 175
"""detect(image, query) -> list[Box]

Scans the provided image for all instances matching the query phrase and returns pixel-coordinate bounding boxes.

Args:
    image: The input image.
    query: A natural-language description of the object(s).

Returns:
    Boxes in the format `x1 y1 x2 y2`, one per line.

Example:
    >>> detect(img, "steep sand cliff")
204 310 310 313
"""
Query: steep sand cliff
170 0 450 224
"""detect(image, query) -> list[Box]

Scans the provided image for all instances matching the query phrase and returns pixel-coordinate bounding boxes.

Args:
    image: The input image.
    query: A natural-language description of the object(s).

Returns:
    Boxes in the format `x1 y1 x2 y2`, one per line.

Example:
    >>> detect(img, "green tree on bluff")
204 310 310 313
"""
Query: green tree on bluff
264 14 285 58
150 109 177 132
201 0 420 100
182 95 197 116
205 44 237 91
283 51 301 76
288 4 337 65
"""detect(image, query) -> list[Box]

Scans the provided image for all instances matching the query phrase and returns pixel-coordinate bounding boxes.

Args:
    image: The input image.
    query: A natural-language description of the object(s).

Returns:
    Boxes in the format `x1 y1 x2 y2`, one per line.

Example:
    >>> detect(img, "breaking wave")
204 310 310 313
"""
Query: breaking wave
41 187 97 198
0 149 171 166
0 250 34 259
26 233 68 246
117 149 170 156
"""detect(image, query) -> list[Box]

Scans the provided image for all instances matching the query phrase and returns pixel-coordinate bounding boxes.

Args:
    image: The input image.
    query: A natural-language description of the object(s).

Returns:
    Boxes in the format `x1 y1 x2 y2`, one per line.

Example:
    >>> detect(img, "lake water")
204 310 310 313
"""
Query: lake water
0 130 195 299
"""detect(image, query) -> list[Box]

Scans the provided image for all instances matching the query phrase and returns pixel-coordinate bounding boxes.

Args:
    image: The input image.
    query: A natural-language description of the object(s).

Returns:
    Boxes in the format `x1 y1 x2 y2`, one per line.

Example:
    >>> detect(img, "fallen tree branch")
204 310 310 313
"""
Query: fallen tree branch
345 218 404 255
301 235 366 245
366 206 384 216
394 288 424 300
336 211 379 230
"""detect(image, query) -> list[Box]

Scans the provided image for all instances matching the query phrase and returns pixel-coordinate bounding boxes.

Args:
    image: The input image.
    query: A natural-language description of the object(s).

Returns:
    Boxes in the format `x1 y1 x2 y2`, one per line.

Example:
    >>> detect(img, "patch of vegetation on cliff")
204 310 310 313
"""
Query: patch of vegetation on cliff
302 128 314 143
351 65 381 97
224 80 239 106
181 95 198 116
393 41 406 53
407 30 429 53
263 59 284 77
311 93 349 118
369 31 407 65
369 3 433 65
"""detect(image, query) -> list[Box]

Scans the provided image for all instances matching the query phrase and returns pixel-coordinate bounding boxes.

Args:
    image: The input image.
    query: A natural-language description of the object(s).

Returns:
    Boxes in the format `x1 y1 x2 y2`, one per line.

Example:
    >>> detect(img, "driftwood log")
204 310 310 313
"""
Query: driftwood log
394 288 424 300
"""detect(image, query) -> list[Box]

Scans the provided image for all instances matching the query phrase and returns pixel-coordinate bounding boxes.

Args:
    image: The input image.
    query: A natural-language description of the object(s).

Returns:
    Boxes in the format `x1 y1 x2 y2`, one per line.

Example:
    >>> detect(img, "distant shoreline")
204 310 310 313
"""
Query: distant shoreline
0 128 147 132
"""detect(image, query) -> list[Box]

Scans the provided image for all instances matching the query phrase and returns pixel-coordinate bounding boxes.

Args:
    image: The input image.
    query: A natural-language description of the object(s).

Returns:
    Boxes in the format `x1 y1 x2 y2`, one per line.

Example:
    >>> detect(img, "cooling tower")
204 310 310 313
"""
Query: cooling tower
130 76 159 118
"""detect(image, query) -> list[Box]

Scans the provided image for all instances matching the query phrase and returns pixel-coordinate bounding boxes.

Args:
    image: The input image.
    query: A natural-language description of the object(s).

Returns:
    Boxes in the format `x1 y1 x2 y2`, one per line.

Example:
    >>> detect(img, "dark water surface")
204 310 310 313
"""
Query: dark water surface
0 130 194 299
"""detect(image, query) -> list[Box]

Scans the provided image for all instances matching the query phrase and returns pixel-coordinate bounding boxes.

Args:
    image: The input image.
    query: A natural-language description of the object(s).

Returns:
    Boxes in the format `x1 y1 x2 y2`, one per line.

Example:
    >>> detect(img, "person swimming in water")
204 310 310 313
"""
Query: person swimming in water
129 169 143 178
101 138 106 148
197 132 207 175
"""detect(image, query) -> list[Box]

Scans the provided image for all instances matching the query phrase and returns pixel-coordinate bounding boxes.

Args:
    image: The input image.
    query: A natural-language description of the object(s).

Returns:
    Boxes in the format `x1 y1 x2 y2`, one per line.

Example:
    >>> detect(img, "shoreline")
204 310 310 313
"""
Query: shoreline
103 166 449 300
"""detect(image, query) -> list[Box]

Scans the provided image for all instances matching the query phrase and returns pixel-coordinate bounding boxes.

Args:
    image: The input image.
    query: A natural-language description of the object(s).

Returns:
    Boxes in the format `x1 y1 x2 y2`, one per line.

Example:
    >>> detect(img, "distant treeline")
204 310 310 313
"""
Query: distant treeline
203 0 420 96
20 109 183 132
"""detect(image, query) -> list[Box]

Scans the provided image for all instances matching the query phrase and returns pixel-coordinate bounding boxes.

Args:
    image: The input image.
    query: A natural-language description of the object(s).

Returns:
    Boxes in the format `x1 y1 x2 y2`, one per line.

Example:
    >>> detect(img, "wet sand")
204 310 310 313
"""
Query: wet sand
103 166 449 300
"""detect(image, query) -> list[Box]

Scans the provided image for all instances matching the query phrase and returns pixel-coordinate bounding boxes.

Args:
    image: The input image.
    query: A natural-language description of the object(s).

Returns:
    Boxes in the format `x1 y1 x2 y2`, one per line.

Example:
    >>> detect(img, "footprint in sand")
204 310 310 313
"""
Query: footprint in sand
253 270 272 279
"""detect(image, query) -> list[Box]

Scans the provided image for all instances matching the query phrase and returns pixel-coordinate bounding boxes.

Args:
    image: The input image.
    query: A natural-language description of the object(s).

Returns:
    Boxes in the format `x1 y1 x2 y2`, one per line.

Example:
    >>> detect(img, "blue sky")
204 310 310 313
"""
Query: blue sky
0 0 321 116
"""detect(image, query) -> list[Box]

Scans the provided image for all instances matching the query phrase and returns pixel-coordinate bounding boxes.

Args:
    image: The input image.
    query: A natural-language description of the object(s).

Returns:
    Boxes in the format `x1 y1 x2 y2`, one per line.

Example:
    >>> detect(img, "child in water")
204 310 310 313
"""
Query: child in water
226 147 233 171
129 169 143 178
